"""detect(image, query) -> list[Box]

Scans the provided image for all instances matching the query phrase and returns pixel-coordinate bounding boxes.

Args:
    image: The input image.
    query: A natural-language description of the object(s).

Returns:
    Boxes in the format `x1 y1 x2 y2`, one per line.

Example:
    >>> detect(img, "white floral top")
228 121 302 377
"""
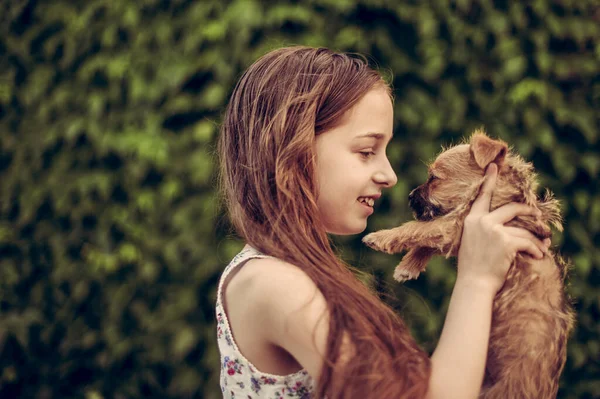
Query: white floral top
216 244 316 398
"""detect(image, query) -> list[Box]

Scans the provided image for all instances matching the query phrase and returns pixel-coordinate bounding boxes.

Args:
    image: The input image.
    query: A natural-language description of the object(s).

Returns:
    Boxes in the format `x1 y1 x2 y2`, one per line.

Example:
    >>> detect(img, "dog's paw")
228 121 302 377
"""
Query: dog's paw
393 267 421 282
362 230 400 254
362 232 380 249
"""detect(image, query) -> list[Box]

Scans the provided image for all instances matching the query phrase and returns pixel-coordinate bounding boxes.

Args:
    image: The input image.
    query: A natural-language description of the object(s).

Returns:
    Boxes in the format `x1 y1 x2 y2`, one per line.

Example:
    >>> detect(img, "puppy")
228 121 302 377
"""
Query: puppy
363 130 575 399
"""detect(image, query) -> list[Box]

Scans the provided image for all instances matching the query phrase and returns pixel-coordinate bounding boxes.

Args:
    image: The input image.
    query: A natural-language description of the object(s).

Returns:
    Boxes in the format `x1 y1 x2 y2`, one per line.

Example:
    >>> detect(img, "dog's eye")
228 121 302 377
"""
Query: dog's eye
428 175 439 182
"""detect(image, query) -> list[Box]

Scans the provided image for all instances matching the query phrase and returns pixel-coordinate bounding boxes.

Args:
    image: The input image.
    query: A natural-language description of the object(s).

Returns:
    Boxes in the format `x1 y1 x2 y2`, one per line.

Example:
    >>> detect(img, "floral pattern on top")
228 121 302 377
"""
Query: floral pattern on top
216 245 315 398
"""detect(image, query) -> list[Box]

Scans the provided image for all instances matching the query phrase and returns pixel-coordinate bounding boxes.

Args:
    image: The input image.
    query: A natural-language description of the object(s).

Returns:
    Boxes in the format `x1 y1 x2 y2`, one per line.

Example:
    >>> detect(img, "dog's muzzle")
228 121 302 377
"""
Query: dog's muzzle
408 186 446 221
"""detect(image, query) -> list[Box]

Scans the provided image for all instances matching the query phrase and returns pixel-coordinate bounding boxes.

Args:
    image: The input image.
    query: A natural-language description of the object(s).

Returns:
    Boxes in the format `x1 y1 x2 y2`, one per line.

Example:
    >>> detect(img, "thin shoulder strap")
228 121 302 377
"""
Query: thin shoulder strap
216 244 272 304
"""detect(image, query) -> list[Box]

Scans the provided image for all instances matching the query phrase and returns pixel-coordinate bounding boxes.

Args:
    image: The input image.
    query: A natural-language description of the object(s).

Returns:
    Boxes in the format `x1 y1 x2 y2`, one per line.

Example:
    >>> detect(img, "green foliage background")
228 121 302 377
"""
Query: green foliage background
1 0 598 397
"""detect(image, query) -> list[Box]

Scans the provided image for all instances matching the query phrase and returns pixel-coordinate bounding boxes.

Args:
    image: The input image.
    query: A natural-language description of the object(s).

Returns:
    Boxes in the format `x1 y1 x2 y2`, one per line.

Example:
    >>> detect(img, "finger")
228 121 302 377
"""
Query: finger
486 202 541 225
471 163 498 214
512 236 545 259
504 226 549 255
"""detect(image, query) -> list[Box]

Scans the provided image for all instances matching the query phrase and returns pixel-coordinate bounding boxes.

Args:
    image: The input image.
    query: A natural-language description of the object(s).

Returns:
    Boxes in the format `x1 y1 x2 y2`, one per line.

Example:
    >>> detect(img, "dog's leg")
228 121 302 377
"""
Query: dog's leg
393 247 437 282
362 219 459 254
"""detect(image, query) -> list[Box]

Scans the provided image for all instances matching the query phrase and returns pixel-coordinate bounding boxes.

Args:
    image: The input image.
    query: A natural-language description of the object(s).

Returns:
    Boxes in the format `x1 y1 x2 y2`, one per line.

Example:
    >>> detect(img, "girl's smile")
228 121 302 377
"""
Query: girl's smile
358 199 375 215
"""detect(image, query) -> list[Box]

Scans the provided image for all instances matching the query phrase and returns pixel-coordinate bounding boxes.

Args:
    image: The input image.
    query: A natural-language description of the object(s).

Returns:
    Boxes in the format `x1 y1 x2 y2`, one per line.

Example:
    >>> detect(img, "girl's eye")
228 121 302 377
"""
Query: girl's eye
360 151 376 159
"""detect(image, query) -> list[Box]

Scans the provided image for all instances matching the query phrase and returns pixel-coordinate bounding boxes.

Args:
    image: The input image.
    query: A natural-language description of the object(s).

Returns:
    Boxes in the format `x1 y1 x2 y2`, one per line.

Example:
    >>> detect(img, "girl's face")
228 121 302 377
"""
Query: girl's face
315 87 397 235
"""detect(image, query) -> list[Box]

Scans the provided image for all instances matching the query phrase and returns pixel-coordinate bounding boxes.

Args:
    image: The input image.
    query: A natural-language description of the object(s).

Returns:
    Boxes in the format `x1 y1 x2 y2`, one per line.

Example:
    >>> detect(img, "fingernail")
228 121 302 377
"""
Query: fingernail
544 238 551 247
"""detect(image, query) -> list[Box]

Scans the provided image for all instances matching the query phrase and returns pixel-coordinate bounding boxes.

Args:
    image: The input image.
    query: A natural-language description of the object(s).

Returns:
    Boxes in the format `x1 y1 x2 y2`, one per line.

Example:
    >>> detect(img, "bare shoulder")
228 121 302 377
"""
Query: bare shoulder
224 256 330 380
226 256 328 333
226 256 322 304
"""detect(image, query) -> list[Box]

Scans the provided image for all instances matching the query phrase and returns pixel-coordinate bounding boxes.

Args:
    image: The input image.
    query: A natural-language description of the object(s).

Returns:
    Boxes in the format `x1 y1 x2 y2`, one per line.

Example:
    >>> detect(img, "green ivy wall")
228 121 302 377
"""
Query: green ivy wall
0 0 598 398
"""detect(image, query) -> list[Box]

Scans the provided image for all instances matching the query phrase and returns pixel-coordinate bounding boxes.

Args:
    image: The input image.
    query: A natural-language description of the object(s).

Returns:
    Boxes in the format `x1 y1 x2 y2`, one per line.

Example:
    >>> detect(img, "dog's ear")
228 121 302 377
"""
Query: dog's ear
470 130 508 169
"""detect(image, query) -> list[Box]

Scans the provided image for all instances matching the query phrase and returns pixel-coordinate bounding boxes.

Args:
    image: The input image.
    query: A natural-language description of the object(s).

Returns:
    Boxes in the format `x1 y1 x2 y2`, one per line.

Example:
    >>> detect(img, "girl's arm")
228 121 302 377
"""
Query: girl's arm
426 276 496 399
245 259 493 398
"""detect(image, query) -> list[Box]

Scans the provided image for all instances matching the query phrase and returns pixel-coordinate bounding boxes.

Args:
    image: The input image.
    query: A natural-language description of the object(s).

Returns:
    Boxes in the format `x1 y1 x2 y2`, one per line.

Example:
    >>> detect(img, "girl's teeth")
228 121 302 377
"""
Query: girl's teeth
358 197 374 206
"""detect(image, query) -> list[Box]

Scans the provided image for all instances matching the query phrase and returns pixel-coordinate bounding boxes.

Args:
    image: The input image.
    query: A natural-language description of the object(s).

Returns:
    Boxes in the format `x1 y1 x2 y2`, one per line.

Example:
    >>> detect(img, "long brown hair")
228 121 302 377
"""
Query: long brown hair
218 46 431 398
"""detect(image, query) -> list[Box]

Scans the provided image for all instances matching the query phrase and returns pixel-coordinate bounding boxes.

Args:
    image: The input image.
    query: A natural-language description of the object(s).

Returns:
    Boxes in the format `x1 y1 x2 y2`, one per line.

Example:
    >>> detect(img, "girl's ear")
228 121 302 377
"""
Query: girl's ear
469 129 508 169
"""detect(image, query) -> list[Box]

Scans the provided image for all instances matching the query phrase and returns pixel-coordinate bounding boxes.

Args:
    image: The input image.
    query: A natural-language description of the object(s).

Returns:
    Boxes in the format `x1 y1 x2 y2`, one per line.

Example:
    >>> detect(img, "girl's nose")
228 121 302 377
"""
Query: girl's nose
374 158 397 187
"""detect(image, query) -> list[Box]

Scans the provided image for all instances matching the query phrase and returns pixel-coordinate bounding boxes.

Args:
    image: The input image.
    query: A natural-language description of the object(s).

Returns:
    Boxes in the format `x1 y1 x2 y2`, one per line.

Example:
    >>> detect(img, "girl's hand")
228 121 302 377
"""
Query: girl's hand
457 163 550 293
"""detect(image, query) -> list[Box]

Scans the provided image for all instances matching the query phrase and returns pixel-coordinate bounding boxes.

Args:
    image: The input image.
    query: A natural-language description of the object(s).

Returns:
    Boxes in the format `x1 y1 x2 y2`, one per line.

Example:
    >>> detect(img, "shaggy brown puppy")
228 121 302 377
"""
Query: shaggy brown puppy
363 130 575 398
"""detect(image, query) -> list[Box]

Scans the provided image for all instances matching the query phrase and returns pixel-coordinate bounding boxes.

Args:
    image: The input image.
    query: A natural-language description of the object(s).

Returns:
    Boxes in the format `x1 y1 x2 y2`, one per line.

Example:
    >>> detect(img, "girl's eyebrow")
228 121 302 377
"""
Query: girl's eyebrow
355 132 393 144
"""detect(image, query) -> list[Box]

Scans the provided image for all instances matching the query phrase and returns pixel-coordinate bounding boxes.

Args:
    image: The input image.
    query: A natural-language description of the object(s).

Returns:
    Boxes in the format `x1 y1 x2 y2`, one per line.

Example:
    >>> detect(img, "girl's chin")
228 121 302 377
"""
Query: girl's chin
325 221 368 236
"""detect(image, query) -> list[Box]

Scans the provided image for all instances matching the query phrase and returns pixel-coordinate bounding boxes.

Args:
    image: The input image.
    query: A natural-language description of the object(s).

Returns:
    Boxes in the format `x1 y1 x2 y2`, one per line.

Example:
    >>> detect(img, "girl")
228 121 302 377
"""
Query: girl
216 46 549 398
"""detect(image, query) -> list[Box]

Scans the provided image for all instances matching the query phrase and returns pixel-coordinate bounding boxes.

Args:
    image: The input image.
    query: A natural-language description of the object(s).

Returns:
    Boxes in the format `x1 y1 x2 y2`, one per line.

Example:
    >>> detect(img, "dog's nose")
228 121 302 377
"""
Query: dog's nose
408 189 416 202
408 187 423 215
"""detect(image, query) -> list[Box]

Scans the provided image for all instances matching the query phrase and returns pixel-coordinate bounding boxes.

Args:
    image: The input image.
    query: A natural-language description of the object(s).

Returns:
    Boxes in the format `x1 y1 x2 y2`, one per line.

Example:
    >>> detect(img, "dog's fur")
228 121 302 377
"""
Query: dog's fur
363 130 575 398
